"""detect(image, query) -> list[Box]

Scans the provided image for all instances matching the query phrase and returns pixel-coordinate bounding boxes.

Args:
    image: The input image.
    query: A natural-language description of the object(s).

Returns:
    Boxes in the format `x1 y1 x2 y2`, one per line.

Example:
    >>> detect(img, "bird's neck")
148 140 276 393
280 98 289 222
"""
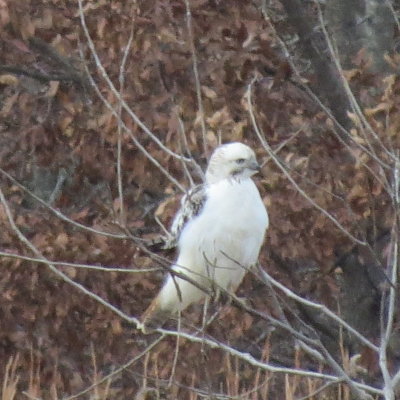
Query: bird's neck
206 174 250 185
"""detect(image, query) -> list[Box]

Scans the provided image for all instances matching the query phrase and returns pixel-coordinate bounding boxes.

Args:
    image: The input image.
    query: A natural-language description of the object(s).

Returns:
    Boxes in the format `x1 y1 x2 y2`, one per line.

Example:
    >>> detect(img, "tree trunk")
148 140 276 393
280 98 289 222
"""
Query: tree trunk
325 0 395 73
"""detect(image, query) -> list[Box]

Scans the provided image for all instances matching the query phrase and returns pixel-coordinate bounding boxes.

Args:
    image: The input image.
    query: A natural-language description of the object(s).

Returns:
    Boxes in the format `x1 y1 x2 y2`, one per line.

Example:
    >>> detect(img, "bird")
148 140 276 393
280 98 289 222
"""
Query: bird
140 142 269 332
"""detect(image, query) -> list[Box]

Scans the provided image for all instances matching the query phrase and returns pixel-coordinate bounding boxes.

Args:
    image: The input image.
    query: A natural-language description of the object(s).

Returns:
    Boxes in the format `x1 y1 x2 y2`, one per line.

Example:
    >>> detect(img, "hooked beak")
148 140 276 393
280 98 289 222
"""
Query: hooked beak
248 160 261 172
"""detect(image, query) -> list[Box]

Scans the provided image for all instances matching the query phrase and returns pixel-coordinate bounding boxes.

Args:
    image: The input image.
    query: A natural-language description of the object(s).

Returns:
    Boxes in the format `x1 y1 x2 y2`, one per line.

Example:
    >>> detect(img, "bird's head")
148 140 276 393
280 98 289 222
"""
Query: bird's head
205 142 260 184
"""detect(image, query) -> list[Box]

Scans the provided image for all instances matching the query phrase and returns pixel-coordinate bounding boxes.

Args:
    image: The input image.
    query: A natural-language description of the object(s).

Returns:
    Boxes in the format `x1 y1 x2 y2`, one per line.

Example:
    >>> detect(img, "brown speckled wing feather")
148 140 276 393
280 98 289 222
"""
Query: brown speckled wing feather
162 184 207 249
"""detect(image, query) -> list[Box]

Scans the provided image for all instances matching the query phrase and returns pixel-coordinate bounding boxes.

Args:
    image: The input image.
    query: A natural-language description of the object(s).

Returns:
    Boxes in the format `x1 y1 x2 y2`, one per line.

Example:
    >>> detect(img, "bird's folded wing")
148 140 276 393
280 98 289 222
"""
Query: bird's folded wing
162 184 207 249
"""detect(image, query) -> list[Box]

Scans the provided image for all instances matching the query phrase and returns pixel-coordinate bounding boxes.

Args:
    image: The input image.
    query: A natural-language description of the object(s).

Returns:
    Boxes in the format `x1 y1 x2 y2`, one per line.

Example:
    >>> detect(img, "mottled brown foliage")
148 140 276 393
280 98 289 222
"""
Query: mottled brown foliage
0 0 399 398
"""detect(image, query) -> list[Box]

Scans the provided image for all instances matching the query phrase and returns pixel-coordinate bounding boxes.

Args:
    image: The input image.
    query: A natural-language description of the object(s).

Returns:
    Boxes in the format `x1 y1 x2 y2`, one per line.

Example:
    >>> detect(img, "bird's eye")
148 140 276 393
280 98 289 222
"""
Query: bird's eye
236 158 246 164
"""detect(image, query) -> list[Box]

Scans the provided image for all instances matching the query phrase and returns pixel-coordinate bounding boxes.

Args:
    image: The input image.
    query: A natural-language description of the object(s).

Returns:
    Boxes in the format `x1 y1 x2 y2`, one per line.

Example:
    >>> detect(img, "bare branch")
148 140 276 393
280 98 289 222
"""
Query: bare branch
62 335 165 400
115 24 135 223
158 328 382 396
0 167 130 239
0 186 140 327
257 268 379 353
379 160 400 400
177 116 205 185
77 49 186 193
77 0 191 163
246 79 367 246
183 0 208 157
385 0 400 31
0 186 382 398
315 1 395 165
0 251 159 273
260 5 392 176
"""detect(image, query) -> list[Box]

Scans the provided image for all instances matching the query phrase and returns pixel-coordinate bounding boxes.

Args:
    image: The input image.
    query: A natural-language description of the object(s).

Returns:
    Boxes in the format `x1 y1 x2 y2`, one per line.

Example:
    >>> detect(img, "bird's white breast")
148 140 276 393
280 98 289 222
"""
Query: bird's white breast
205 178 268 234
177 178 268 290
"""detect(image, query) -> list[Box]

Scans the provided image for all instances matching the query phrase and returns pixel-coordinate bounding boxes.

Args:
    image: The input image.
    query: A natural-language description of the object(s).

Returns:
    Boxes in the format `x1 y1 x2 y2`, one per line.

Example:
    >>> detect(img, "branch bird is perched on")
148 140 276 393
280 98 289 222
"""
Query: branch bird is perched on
141 142 268 332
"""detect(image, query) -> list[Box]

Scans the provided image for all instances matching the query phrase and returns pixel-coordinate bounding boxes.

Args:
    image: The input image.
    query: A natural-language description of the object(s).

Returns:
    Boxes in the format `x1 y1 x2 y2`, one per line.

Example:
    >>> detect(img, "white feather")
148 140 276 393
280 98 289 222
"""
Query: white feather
158 177 268 312
148 142 269 318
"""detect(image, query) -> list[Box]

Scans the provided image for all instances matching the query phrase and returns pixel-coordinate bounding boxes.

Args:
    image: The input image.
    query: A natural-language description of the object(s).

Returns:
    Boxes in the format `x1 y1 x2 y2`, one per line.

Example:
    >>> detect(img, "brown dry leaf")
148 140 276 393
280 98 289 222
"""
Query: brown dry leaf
362 208 371 218
231 120 246 141
0 0 10 27
284 152 294 164
74 0 107 15
113 197 123 214
0 204 7 222
64 126 74 137
293 156 308 169
111 319 122 334
206 107 231 128
70 208 89 221
32 233 48 248
242 21 258 48
364 103 389 117
57 91 76 114
56 302 68 317
63 266 77 279
19 15 35 39
155 196 177 219
384 54 400 70
242 313 253 330
142 38 151 53
158 27 179 44
382 74 397 100
347 184 366 201
55 233 69 248
343 69 360 81
371 182 383 196
59 116 73 133
201 85 217 99
97 17 107 39
97 112 113 128
9 39 30 52
206 130 217 145
45 81 59 97
34 9 53 29
347 111 361 127
349 129 366 145
1 92 19 117
0 74 18 85
93 233 110 253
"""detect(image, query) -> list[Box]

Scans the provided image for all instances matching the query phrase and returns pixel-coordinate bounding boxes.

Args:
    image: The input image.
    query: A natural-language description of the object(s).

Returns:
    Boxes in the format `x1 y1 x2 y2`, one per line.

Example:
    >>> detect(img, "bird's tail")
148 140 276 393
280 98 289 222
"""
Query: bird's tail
140 296 174 334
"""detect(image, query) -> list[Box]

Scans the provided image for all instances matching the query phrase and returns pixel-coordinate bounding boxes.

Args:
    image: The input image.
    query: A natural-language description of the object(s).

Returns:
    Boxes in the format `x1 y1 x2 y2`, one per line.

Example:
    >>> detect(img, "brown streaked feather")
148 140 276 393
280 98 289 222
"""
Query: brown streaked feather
141 185 206 331
161 184 207 249
140 296 172 333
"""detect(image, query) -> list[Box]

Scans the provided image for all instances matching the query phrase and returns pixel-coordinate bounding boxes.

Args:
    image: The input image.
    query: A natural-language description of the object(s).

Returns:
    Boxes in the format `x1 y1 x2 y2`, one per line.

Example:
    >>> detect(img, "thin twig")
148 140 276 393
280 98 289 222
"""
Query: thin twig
257 268 379 353
261 126 305 167
116 24 135 222
0 185 382 396
177 118 195 187
295 379 343 400
318 344 373 400
183 0 208 157
62 335 165 400
158 328 382 396
246 79 367 246
0 251 159 273
0 187 140 327
169 313 181 387
0 167 130 239
315 1 395 165
0 65 82 84
77 0 190 163
77 47 186 192
260 5 392 175
385 0 400 31
379 159 400 400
